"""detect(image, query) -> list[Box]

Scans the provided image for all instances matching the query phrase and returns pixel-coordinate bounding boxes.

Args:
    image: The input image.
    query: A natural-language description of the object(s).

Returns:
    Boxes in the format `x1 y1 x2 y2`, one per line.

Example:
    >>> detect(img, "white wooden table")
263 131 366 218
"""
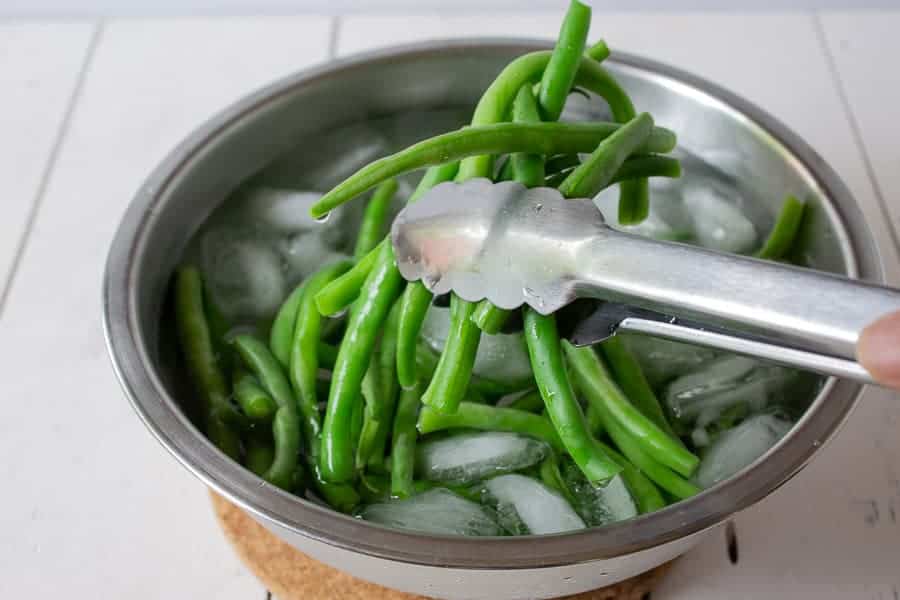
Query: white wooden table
1 12 898 599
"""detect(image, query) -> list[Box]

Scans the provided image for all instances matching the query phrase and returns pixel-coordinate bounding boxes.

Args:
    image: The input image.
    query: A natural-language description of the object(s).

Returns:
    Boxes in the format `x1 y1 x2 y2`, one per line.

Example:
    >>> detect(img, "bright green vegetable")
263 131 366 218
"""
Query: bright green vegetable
562 342 697 477
539 0 591 121
314 241 382 317
391 384 422 498
309 121 676 218
523 309 621 483
320 241 404 483
289 260 353 452
270 281 307 367
417 402 563 451
232 368 277 422
355 179 398 259
232 334 301 491
756 195 806 260
557 113 654 198
420 294 482 414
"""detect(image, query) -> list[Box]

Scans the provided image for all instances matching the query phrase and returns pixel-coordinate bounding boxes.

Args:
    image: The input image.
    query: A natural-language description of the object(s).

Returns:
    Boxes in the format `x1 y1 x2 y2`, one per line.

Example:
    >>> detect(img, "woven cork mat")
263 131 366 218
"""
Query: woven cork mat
211 492 672 600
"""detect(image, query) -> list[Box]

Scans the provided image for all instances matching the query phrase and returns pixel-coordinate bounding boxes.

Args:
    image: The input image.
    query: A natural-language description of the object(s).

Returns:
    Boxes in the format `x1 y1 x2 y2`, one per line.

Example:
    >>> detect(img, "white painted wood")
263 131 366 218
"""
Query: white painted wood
820 11 900 257
0 22 96 305
0 16 332 599
340 13 900 600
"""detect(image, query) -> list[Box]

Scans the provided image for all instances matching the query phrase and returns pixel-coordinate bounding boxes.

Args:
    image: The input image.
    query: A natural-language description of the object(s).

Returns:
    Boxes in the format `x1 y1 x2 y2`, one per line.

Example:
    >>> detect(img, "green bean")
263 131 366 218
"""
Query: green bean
270 281 306 367
244 430 275 477
512 87 548 187
414 339 533 396
562 341 697 477
545 153 681 189
539 0 591 121
756 195 805 260
394 163 461 390
309 121 676 218
558 113 654 199
391 384 422 498
354 179 398 259
309 460 360 513
496 156 515 182
545 153 581 177
314 241 382 317
470 301 513 335
232 368 277 422
320 241 404 482
173 266 244 430
523 309 621 483
505 388 544 413
420 294 481 414
202 282 233 372
598 336 681 443
586 39 610 62
232 334 300 490
356 299 402 469
289 260 353 452
593 438 666 513
417 402 563 451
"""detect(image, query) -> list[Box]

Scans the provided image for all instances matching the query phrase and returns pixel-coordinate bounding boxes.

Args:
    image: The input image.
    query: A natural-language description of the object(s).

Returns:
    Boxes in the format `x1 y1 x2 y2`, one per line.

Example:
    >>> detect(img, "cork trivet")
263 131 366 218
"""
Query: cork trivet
211 492 672 600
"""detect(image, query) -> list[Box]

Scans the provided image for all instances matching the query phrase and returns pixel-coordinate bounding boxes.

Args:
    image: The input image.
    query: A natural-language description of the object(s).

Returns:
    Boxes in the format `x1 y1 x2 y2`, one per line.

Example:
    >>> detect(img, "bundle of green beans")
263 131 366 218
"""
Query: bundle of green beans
172 0 807 530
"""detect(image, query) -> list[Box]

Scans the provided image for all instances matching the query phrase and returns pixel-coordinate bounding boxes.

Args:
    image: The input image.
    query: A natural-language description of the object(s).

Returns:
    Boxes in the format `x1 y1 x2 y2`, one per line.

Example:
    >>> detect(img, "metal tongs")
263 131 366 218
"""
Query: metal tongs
391 179 900 384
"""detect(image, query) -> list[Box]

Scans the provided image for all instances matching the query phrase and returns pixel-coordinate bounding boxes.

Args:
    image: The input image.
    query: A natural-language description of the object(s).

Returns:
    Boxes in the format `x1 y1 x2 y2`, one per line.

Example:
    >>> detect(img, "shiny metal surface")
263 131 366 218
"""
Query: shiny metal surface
394 179 900 384
103 39 883 599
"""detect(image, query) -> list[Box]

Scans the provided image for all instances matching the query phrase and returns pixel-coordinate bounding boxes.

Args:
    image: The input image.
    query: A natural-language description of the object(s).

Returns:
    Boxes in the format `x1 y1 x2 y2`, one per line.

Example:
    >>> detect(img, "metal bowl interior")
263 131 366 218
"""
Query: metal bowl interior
104 40 880 569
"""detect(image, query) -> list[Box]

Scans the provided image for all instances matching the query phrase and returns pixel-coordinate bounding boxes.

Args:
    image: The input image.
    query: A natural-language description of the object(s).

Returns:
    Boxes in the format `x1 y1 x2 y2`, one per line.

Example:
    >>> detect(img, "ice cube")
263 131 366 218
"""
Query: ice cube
621 333 719 388
415 432 549 485
664 356 798 426
482 474 585 535
561 460 638 527
281 231 349 286
359 488 501 536
593 186 691 241
694 414 794 488
238 187 326 234
682 184 757 253
201 228 285 323
421 305 533 386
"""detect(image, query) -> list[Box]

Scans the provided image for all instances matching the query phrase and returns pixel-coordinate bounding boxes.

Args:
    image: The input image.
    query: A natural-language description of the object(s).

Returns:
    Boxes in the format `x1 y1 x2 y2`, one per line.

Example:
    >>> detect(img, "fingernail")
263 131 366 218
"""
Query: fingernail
857 310 900 387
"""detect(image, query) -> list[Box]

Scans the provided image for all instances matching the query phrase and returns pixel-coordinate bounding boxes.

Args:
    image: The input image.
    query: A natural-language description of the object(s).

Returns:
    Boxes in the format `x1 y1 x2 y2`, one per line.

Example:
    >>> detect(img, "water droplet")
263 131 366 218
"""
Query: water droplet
314 211 332 224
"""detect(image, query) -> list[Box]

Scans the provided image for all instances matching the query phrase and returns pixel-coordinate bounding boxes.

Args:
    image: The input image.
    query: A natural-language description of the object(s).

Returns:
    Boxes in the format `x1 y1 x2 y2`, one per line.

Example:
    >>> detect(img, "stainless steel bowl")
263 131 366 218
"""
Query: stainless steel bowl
103 40 882 599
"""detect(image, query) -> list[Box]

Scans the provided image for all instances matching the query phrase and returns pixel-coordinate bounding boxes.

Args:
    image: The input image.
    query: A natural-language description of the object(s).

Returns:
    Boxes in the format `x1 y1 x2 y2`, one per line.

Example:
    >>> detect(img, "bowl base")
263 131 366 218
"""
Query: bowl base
210 492 674 600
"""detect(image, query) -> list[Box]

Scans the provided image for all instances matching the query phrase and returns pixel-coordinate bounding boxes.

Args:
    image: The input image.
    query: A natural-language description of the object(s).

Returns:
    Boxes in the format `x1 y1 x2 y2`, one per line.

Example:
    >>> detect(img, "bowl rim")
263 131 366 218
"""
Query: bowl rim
103 38 876 569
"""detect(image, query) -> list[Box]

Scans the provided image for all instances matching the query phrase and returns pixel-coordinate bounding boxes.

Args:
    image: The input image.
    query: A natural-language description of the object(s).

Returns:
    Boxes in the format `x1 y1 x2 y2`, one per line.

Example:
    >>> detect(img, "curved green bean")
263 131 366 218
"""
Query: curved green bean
558 112 654 198
390 384 422 498
594 439 666 513
289 260 353 451
417 402 563 451
320 241 404 482
523 309 622 483
585 39 610 62
545 153 681 189
356 299 402 470
314 240 382 317
244 430 275 477
232 334 300 490
309 121 676 218
598 336 681 443
354 178 398 259
309 460 360 514
394 162 461 390
539 0 591 121
270 281 307 367
173 266 244 430
232 368 277 422
756 195 805 260
420 294 481 414
562 341 698 477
